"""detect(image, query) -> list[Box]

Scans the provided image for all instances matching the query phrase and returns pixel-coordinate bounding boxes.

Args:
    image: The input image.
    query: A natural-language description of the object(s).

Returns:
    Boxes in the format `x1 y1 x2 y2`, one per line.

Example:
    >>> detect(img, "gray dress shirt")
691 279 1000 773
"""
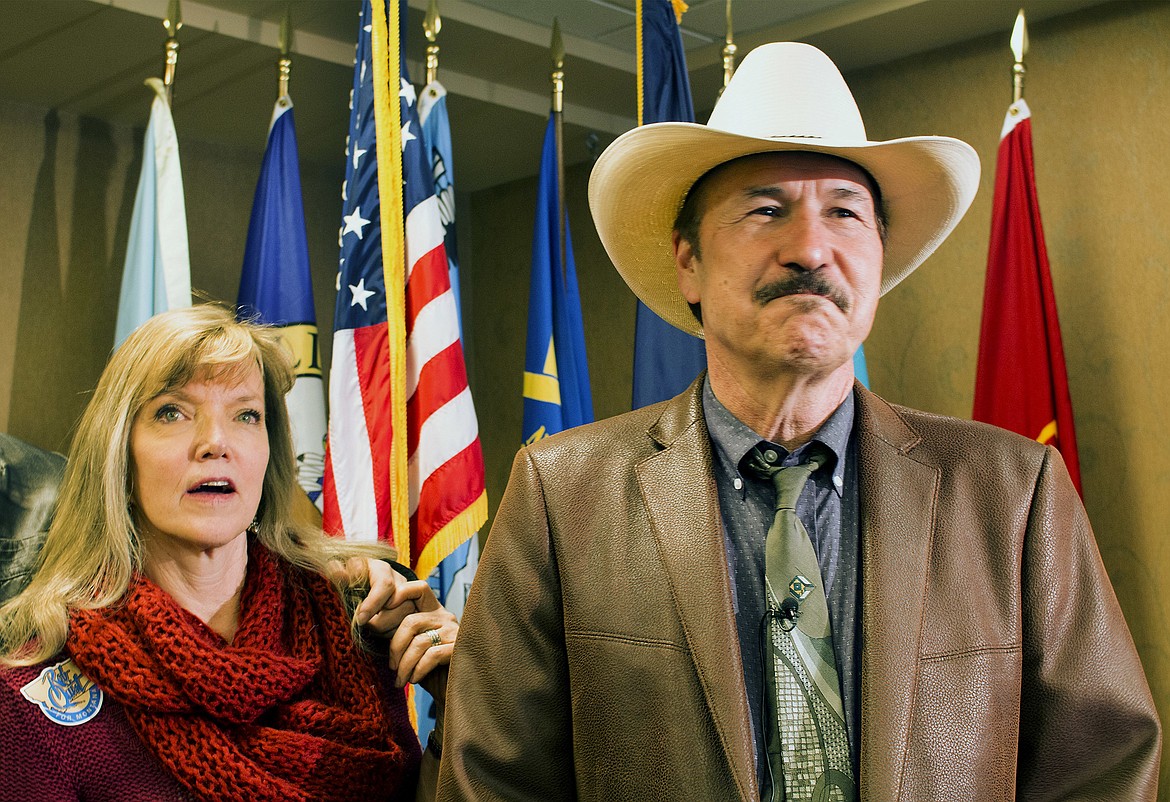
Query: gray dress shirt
702 379 861 798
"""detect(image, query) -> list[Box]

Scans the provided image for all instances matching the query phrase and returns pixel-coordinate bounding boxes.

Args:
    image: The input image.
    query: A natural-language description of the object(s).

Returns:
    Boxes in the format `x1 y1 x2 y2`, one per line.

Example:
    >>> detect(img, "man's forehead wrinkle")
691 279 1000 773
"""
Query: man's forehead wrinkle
734 184 873 203
742 185 788 201
830 186 875 205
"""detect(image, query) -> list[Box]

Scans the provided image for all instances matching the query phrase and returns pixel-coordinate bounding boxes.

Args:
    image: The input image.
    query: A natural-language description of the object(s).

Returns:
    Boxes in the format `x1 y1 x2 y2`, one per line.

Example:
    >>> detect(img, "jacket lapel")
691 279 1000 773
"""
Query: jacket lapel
854 386 938 801
635 381 758 802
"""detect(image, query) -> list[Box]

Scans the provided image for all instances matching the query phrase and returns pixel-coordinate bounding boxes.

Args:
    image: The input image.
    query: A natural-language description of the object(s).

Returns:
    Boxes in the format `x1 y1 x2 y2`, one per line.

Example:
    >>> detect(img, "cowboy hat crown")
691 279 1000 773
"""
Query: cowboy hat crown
588 42 980 337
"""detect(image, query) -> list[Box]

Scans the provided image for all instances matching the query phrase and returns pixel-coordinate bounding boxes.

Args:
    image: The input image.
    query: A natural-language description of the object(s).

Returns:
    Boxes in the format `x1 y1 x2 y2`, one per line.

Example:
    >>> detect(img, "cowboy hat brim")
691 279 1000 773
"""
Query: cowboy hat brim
588 121 980 338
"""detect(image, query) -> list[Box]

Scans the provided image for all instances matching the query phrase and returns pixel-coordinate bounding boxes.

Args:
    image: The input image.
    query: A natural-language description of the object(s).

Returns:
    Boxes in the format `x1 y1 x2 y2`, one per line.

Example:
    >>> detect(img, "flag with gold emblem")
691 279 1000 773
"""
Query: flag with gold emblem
974 98 1081 493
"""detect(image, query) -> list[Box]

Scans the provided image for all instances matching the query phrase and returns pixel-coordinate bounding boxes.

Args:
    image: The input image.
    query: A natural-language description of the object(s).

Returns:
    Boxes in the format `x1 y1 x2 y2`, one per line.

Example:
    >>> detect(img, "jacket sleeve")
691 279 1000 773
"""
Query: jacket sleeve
1017 446 1161 800
435 447 576 801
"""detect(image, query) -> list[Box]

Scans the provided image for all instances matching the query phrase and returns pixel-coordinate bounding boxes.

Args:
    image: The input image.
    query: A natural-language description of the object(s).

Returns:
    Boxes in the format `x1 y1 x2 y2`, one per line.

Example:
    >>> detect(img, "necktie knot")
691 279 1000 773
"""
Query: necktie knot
747 445 826 511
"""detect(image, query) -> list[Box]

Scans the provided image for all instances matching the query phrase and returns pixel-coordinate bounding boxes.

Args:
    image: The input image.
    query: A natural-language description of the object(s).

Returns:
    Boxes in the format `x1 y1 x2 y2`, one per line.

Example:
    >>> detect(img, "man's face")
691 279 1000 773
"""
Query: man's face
674 151 884 383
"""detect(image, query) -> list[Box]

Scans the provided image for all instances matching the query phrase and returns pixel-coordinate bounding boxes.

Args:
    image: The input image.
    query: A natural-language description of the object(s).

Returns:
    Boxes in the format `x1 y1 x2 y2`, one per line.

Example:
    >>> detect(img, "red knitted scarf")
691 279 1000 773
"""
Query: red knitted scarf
67 541 409 801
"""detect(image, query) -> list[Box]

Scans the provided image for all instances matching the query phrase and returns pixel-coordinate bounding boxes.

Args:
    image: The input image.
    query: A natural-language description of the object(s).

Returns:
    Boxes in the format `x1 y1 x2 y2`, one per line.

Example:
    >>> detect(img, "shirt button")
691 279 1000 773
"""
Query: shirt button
833 475 843 488
733 477 743 490
764 450 779 463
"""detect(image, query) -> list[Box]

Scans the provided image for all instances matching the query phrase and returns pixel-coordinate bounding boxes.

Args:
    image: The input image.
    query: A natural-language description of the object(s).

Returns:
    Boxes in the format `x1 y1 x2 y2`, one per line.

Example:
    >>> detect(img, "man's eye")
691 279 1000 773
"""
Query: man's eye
751 205 782 217
830 207 861 219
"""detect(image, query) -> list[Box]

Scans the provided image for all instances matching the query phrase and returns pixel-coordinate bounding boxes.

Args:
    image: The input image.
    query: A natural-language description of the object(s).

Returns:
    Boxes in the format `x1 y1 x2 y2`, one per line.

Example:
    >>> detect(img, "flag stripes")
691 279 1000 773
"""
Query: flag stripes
324 0 486 580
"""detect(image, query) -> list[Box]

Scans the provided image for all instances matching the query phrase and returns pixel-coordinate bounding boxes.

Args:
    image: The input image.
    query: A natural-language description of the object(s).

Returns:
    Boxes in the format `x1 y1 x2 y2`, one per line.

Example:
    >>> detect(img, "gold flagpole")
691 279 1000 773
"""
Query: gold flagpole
551 19 567 280
721 0 736 97
161 0 183 105
1010 8 1028 103
425 0 441 85
277 6 292 104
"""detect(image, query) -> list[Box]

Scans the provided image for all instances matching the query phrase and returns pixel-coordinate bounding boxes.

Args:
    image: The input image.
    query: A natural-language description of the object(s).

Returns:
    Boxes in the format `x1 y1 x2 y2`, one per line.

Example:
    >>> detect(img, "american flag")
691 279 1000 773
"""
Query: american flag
323 0 486 578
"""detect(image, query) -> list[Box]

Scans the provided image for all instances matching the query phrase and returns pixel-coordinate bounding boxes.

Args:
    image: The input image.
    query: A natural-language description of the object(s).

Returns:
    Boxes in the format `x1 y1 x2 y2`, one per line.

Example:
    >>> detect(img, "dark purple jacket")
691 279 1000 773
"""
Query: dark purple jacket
1 655 422 800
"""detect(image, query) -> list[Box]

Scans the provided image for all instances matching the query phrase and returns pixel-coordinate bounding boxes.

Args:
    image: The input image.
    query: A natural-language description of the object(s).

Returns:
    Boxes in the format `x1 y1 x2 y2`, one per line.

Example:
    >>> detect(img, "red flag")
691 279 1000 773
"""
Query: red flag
974 98 1082 494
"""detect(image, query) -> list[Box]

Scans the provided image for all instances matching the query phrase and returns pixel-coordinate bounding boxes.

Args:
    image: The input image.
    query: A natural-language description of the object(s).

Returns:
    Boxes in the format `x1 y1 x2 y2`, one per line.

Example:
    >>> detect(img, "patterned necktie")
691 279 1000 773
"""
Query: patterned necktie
748 446 855 802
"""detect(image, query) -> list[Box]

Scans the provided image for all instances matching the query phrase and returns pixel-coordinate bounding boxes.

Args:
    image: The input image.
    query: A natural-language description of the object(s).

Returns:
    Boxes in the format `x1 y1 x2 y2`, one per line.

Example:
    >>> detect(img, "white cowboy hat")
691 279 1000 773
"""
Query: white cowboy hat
588 42 981 337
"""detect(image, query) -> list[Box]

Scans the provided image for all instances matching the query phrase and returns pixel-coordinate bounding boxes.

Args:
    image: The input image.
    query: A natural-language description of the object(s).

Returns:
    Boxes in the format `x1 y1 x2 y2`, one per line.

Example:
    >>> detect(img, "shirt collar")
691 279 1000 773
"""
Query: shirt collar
702 377 854 498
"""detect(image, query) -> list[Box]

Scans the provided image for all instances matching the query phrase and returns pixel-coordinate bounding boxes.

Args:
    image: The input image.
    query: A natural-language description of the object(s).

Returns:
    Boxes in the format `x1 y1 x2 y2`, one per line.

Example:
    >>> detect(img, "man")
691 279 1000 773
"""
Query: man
436 43 1160 800
0 433 65 604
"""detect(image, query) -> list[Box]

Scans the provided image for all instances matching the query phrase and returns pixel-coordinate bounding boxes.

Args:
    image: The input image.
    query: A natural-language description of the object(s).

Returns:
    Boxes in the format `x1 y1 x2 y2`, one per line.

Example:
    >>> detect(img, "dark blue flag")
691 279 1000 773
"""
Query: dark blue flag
632 0 707 409
522 116 593 443
238 99 327 504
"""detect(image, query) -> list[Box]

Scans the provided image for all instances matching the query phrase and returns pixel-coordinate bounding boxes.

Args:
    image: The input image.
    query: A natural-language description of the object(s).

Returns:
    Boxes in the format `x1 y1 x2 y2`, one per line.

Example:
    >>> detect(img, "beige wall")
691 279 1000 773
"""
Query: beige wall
0 0 1166 789
0 99 345 453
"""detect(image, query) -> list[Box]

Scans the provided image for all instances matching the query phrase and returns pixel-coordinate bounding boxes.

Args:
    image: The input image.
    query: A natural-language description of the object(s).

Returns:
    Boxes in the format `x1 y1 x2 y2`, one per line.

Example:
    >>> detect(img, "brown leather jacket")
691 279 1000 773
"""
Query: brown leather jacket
437 381 1160 800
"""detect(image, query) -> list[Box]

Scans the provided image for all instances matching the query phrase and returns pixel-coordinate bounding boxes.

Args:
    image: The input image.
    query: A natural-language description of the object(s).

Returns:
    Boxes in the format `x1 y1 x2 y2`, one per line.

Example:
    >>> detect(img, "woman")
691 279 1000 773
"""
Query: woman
0 305 455 801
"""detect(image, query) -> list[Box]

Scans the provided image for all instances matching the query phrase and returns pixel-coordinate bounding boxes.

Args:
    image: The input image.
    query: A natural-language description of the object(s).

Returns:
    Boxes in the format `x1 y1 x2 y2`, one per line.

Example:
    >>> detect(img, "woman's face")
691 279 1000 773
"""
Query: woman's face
129 364 269 557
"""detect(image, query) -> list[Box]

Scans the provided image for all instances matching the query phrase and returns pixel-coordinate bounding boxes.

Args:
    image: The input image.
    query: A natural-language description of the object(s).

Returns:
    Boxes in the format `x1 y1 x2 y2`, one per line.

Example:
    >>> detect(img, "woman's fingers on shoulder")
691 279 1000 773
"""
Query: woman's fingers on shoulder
364 600 415 633
388 613 458 687
353 558 398 625
389 578 442 612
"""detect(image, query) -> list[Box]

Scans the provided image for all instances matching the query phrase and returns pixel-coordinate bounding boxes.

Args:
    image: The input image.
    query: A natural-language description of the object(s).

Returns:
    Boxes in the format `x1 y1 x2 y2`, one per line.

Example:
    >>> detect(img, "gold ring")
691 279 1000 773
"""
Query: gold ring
425 628 442 648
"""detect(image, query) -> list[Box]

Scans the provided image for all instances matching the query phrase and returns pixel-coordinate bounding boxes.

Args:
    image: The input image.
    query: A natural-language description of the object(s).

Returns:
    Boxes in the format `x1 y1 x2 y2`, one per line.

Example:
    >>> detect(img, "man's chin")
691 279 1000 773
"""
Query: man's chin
784 294 832 314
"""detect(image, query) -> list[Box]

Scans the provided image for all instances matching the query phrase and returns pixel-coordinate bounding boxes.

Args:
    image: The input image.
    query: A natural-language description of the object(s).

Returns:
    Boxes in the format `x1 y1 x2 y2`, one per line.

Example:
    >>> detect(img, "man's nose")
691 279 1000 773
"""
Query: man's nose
779 211 829 272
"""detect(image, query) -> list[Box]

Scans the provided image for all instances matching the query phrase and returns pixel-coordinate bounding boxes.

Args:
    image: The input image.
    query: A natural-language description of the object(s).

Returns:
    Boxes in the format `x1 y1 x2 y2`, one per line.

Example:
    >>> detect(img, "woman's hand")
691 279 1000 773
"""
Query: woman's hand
342 558 459 688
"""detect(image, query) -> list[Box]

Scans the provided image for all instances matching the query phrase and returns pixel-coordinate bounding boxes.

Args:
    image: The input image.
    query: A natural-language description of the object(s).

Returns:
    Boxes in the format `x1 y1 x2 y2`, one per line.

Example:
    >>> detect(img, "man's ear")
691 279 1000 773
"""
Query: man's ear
673 230 701 304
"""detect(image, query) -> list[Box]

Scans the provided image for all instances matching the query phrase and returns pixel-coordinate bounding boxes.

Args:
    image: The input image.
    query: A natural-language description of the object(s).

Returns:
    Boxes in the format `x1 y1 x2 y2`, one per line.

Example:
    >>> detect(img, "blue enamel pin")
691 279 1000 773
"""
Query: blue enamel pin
20 658 103 726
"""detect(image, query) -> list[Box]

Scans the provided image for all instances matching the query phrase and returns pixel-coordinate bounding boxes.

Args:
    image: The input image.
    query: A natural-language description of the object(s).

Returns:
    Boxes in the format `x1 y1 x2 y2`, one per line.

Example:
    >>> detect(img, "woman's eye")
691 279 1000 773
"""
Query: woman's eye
238 409 263 424
155 404 182 423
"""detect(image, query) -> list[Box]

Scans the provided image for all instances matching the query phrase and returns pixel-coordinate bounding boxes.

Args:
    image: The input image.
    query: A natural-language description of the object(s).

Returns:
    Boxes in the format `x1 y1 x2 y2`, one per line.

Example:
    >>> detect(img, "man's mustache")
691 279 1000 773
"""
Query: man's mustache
752 272 851 312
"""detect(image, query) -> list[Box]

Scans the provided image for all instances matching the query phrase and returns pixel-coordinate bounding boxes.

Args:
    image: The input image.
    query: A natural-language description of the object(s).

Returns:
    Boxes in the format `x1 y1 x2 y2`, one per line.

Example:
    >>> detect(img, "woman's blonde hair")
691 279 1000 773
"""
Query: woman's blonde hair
1 304 393 665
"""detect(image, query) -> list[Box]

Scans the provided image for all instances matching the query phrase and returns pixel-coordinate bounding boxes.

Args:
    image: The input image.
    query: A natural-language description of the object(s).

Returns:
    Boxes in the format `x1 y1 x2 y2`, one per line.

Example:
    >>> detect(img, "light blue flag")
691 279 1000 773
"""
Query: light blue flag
416 77 475 749
853 346 870 388
115 77 191 347
418 80 462 334
238 98 327 505
522 115 594 444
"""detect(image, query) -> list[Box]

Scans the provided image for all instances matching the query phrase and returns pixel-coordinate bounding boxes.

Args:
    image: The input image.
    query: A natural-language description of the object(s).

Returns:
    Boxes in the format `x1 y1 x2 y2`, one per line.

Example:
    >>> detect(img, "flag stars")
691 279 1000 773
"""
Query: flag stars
349 278 376 311
342 206 371 239
401 121 416 151
352 144 368 170
400 77 416 107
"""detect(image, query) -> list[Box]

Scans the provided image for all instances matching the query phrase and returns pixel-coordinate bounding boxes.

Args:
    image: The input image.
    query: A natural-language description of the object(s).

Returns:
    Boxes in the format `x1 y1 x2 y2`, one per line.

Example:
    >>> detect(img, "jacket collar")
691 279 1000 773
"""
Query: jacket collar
637 376 760 802
854 384 937 800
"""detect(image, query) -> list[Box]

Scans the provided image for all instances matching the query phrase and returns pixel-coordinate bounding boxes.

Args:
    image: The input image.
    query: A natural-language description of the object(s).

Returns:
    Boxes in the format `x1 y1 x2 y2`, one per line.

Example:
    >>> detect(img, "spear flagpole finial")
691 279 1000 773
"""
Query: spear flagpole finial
161 0 182 104
721 0 736 97
278 6 293 101
551 18 565 114
550 18 567 278
424 0 442 85
1010 8 1028 103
